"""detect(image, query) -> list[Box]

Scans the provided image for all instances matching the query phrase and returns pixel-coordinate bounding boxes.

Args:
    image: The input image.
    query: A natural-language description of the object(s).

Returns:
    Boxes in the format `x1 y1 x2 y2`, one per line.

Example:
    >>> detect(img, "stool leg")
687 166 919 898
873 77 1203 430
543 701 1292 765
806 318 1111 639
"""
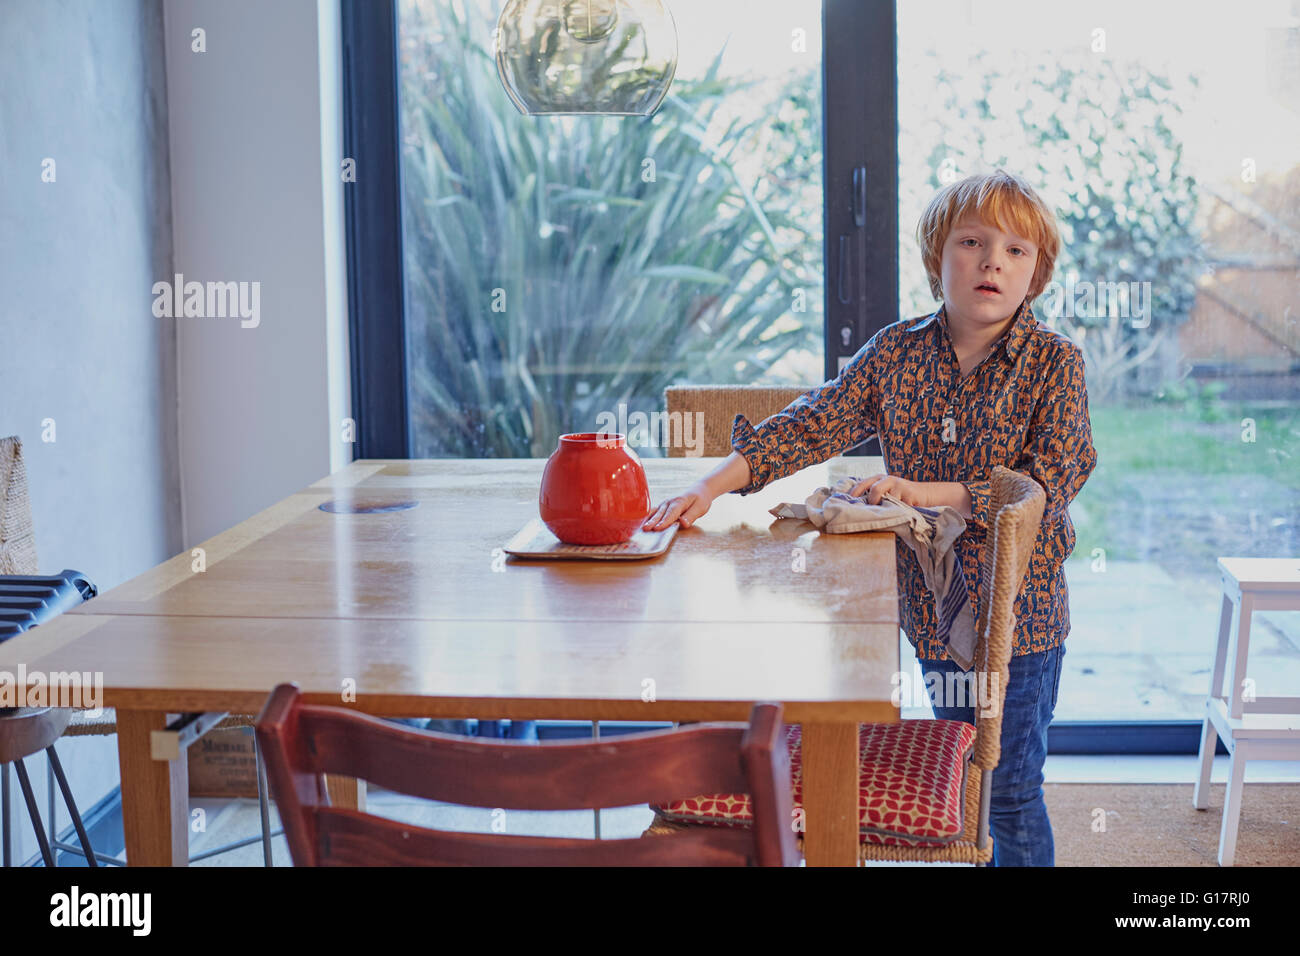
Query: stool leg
1193 716 1218 810
46 746 97 868
1194 594 1234 809
592 722 600 840
1225 595 1254 721
47 757 56 849
1217 743 1247 866
254 736 273 867
13 758 55 867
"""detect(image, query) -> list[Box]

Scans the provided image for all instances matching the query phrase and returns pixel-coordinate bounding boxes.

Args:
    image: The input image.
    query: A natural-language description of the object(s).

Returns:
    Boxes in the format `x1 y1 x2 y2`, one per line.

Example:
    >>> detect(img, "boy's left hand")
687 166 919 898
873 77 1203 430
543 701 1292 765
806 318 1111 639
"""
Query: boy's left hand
848 474 926 507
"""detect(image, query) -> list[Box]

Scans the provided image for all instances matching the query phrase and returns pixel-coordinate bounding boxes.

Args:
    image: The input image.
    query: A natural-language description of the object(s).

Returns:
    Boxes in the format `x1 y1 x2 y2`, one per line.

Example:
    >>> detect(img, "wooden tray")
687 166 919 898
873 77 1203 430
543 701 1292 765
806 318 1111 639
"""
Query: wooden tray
502 517 678 560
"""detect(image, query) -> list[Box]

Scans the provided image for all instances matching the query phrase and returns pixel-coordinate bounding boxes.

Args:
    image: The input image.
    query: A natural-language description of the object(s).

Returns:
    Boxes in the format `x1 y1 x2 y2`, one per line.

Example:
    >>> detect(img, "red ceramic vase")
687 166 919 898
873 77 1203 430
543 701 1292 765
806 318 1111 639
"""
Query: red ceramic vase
539 432 651 545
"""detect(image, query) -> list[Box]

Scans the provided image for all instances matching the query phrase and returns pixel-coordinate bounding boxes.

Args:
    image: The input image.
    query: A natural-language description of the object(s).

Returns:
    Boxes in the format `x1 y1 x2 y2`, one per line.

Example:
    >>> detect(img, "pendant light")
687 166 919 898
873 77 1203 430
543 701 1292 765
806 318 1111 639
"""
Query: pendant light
495 0 678 116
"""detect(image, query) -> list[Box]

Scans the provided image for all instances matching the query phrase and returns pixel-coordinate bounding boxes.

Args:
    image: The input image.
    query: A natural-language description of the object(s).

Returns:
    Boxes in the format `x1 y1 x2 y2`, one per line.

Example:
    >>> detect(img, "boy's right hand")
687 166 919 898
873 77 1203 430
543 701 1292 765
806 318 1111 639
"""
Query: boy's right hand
642 481 715 532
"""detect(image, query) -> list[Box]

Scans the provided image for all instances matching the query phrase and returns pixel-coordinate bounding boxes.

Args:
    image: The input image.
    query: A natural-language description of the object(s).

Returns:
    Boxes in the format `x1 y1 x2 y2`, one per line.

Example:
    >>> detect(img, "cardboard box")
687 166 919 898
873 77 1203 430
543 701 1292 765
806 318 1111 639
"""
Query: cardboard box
187 726 260 798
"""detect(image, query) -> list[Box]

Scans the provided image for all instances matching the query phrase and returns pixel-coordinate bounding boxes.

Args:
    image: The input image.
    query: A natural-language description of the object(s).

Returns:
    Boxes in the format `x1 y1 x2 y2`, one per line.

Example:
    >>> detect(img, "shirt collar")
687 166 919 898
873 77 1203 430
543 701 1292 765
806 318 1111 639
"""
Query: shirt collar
907 298 1035 362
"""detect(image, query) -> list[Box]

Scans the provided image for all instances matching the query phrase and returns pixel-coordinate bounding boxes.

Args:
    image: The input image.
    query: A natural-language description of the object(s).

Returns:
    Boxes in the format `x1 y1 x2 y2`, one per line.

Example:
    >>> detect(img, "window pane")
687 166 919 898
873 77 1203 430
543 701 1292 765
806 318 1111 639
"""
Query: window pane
397 0 824 459
899 0 1300 721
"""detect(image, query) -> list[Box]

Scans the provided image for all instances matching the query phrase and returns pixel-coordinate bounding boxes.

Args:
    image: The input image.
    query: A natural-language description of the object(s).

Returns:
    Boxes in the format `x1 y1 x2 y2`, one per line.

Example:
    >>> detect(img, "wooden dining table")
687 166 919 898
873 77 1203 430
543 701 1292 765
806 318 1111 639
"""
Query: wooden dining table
0 455 900 867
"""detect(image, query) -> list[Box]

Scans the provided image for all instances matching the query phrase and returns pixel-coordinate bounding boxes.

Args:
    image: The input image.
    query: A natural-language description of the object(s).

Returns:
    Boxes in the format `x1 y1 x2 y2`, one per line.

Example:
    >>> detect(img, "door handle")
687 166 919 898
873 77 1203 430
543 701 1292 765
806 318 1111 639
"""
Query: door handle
853 165 866 227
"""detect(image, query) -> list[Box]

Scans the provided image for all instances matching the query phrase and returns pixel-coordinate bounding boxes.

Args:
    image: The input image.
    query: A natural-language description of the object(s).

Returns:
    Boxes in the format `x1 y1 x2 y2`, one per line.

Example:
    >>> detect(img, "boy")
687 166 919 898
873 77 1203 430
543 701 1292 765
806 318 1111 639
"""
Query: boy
643 168 1097 866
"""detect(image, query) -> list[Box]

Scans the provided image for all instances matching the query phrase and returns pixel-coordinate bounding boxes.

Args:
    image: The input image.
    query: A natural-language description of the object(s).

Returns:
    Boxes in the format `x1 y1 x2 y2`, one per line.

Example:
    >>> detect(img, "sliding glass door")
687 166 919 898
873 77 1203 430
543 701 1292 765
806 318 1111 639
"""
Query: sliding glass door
341 1 1300 746
897 0 1300 727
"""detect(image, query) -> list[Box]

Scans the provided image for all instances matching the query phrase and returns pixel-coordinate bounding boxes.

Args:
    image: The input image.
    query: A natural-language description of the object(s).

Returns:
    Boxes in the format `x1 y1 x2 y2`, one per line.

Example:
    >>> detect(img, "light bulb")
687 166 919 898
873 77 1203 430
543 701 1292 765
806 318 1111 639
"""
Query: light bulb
563 0 619 43
496 0 678 116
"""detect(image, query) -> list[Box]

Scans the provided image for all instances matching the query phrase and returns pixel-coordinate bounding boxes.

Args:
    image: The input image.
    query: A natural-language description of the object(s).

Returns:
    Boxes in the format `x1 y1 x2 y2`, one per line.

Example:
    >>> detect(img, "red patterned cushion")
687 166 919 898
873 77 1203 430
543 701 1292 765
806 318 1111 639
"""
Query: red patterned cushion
653 720 976 846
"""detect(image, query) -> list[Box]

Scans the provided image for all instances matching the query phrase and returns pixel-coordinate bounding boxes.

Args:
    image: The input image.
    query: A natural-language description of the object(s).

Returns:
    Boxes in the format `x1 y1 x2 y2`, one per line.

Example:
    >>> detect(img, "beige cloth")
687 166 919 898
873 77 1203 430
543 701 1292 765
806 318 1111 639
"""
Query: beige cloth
768 476 977 670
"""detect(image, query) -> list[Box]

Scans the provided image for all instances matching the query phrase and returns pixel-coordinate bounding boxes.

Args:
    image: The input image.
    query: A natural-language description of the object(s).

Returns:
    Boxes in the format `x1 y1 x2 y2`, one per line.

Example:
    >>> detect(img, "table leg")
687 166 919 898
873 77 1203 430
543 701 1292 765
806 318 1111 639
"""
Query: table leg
117 710 189 866
325 775 366 811
801 722 859 867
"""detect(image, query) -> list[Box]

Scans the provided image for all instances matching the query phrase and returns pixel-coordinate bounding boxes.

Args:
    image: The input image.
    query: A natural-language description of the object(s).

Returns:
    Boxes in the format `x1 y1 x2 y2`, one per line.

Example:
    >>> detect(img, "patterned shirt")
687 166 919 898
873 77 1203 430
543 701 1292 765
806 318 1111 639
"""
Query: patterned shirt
730 297 1098 661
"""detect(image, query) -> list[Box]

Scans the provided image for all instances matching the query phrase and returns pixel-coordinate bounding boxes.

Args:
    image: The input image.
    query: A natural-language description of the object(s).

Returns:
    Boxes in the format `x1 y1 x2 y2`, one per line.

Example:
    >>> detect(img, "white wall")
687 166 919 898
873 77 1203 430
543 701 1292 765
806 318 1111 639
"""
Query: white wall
0 0 178 867
0 2 179 613
1 0 350 864
164 0 351 546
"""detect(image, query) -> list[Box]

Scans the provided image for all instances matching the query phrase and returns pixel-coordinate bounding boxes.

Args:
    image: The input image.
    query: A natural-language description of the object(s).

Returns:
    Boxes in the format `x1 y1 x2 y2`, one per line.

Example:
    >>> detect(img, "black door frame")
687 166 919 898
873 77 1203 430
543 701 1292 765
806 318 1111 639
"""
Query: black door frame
342 0 410 459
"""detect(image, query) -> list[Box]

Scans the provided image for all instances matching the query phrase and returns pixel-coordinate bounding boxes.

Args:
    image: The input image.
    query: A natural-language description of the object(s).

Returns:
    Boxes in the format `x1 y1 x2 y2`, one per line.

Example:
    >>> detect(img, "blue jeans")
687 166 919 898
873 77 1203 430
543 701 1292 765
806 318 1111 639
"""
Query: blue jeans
918 643 1064 866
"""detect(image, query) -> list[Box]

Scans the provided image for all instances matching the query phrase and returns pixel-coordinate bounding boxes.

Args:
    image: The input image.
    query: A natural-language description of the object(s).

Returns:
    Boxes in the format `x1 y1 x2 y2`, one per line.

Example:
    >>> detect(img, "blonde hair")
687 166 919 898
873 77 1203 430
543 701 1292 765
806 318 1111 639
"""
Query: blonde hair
916 169 1061 303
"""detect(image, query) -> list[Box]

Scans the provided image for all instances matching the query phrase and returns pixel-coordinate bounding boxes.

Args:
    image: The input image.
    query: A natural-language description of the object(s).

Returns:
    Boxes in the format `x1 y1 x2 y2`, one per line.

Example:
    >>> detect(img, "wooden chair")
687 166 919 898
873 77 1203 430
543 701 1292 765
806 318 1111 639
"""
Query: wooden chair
663 385 815 458
645 466 1046 864
255 683 800 866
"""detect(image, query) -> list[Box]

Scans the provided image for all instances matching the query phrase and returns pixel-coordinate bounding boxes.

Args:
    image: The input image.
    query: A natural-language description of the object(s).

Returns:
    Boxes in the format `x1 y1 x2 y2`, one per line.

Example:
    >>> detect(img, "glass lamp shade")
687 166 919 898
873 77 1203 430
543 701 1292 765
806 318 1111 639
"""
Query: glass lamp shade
495 0 678 116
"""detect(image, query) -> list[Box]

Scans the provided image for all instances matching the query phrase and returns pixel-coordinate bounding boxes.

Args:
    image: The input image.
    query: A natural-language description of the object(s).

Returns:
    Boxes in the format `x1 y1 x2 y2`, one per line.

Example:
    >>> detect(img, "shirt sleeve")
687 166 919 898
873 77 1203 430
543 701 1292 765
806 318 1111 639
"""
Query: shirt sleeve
963 478 993 527
964 341 1097 529
730 338 880 495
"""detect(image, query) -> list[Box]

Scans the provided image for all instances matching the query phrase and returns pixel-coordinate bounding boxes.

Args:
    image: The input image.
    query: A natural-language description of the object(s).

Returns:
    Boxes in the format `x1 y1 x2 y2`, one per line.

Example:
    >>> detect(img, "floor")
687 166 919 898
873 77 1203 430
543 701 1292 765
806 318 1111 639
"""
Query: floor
184 753 1300 867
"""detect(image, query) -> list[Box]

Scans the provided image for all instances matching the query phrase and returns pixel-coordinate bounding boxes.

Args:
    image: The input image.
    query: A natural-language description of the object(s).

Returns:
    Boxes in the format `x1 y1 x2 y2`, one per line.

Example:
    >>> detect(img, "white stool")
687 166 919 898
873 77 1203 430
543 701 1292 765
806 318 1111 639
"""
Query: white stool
1193 557 1300 866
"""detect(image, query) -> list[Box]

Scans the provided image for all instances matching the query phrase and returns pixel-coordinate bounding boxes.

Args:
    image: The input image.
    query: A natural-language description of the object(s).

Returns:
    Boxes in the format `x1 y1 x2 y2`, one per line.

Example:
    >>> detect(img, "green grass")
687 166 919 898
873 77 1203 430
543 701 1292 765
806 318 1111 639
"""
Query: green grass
1088 402 1300 489
1069 399 1300 568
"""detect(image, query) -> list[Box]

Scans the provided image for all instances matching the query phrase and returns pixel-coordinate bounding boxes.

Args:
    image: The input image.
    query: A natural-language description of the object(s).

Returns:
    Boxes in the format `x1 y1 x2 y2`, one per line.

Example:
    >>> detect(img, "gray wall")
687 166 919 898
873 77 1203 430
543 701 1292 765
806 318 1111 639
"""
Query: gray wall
0 0 177 864
0 0 180 585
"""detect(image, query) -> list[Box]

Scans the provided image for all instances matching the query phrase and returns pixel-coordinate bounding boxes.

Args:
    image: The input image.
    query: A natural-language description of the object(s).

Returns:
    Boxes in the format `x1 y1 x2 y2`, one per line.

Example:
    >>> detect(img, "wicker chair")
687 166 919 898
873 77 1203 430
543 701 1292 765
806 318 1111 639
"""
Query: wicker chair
643 465 1046 864
662 385 815 458
0 436 273 865
0 437 39 577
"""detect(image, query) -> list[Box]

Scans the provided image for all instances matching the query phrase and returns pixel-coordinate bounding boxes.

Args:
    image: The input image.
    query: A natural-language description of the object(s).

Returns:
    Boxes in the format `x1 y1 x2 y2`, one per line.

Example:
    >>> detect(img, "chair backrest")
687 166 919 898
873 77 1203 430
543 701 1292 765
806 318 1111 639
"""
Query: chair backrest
970 466 1046 771
0 437 39 576
663 385 814 458
255 684 800 866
